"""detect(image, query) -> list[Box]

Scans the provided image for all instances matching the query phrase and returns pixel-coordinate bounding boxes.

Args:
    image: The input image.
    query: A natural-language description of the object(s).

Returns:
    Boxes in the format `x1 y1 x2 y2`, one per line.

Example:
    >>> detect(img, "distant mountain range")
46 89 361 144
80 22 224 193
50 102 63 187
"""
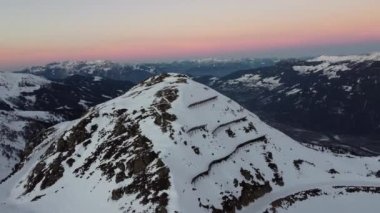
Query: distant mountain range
197 52 380 155
1 74 379 213
143 58 276 77
18 60 154 83
18 58 276 82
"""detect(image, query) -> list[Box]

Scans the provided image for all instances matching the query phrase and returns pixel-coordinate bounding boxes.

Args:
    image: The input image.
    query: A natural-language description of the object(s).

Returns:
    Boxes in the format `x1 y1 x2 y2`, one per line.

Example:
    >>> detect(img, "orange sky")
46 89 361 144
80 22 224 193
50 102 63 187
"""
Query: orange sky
1 0 380 70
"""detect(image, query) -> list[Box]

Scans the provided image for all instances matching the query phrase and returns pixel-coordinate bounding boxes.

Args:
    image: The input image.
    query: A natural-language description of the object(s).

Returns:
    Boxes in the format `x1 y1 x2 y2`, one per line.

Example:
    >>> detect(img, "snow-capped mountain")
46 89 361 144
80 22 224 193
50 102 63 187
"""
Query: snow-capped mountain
19 60 154 83
1 74 379 213
0 72 134 180
18 58 276 83
197 52 380 155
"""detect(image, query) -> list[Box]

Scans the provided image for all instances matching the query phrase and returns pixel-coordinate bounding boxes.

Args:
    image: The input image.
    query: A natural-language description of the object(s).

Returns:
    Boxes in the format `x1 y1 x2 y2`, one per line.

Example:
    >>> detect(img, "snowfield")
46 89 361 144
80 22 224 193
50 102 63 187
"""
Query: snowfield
0 74 379 213
293 62 350 79
225 74 282 90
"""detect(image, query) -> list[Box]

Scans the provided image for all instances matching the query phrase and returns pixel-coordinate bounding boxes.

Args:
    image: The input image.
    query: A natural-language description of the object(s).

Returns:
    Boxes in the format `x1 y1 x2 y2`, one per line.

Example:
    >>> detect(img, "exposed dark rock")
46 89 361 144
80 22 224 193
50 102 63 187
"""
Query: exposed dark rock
40 157 65 190
264 152 284 186
328 168 339 174
376 170 380 178
211 181 272 213
191 146 200 155
24 162 46 194
240 168 253 181
226 128 236 138
293 159 315 171
66 158 75 167
267 188 324 212
31 194 46 202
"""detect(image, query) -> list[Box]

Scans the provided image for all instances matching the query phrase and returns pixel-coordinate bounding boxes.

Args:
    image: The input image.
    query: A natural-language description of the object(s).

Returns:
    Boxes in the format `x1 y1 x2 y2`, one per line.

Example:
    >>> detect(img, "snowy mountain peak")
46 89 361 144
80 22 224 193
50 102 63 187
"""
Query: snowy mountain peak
1 74 379 213
309 52 380 63
36 59 114 68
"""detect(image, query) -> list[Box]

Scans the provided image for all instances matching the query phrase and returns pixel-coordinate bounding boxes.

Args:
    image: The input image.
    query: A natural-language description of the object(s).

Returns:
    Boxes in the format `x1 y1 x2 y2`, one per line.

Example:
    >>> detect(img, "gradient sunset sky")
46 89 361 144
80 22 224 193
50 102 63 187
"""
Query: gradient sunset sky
1 0 380 70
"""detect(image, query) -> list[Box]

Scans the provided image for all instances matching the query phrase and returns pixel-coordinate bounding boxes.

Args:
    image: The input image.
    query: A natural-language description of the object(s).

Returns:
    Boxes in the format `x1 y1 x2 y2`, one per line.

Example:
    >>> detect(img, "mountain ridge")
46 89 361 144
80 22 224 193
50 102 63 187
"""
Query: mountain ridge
16 58 276 80
1 73 379 213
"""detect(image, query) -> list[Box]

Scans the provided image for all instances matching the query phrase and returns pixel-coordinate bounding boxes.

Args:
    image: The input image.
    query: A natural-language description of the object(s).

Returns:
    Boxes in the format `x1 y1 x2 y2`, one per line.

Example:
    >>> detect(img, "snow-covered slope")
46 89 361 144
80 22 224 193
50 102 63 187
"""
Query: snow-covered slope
293 52 380 79
0 110 62 180
0 74 379 213
0 72 62 179
0 72 134 180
